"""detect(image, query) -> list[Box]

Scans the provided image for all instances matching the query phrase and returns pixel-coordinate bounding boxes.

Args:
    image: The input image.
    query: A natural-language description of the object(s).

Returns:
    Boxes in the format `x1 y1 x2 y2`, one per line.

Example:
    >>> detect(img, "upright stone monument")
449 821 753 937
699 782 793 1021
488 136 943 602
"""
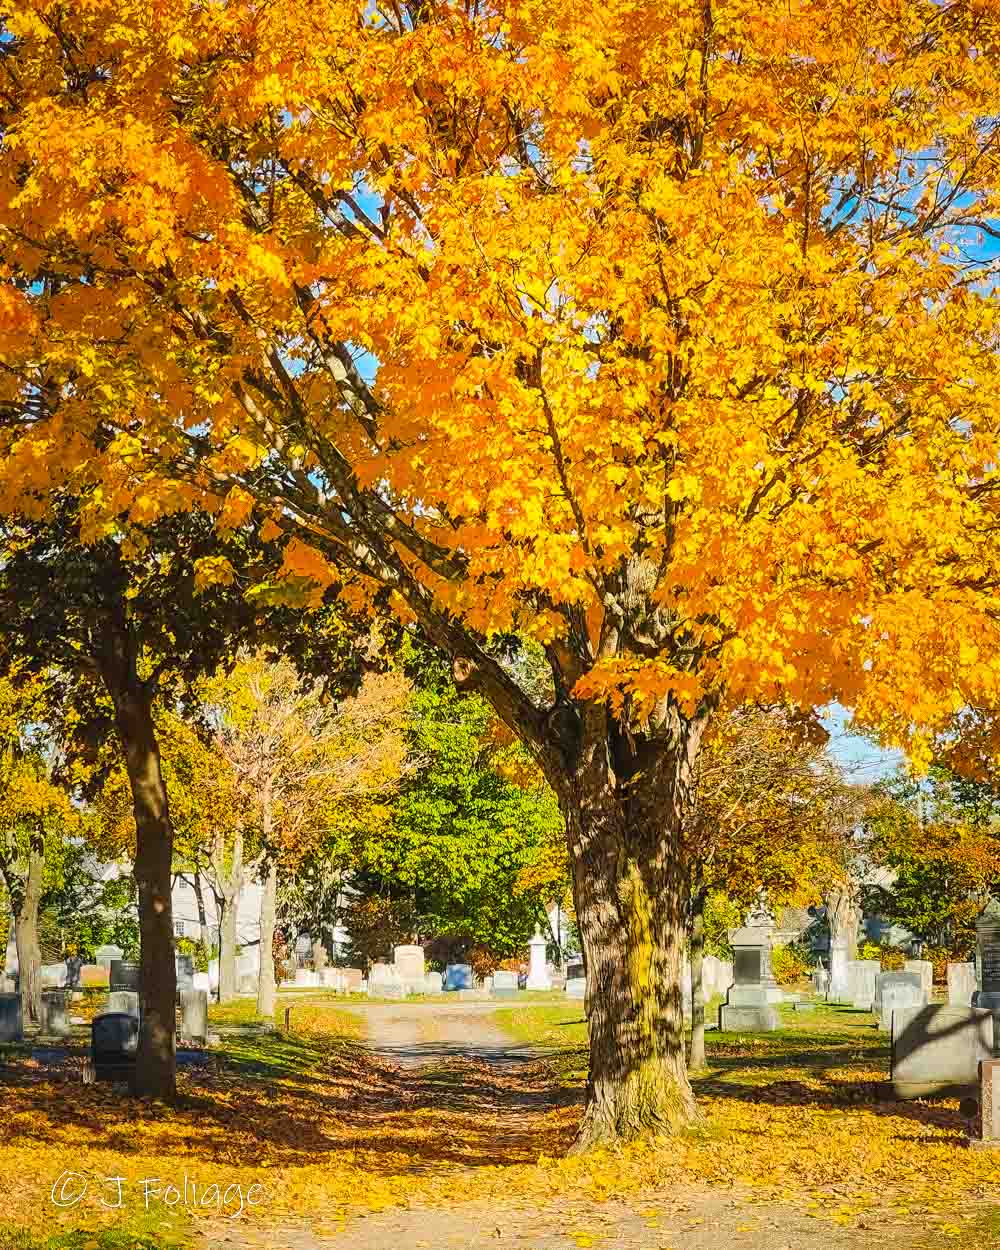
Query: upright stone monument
109 960 140 992
444 963 474 991
719 926 781 1032
975 1058 1000 1148
492 969 519 998
393 944 425 993
95 944 123 972
812 962 830 997
108 991 140 1017
828 938 850 1001
904 959 933 1003
39 989 72 1038
891 1004 995 1099
180 989 208 1043
876 971 925 1032
175 953 195 993
847 959 880 1009
948 961 977 1007
976 900 1000 1009
0 992 23 1041
526 926 551 990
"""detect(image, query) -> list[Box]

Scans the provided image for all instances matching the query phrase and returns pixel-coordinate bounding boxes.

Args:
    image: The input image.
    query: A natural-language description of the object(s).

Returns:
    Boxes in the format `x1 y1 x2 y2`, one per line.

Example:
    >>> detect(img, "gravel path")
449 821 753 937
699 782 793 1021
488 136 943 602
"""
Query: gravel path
342 1001 546 1068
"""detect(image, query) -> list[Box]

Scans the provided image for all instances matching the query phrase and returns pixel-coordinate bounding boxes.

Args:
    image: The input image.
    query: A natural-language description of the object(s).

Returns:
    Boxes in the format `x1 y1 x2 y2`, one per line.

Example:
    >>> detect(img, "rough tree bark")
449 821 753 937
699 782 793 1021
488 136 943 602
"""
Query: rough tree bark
561 705 708 1151
688 883 707 1071
826 882 860 959
107 683 177 1100
12 832 43 1027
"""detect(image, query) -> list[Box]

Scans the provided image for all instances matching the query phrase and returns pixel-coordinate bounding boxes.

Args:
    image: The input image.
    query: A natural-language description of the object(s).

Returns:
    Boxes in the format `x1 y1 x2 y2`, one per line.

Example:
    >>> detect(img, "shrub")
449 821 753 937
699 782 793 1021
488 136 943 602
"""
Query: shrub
857 940 906 970
771 944 809 985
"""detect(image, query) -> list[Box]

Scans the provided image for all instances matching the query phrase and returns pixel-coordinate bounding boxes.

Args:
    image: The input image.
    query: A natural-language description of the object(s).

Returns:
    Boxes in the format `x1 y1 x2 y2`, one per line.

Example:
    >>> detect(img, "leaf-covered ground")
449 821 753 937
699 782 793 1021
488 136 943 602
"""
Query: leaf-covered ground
1 995 999 1250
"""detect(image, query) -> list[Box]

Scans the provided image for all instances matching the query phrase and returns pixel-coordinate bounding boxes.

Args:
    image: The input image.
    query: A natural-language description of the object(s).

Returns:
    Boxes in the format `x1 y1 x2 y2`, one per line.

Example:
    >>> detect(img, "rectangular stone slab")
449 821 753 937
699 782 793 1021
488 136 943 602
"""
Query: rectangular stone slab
891 1004 995 1098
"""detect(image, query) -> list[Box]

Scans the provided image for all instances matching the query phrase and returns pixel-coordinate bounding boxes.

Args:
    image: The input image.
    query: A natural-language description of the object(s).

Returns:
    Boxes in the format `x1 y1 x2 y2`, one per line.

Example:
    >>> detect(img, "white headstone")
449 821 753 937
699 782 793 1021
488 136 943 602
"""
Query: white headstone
947 961 976 1008
95 944 123 972
566 977 585 999
423 971 444 993
828 940 850 1001
526 926 551 990
294 969 320 988
847 959 880 1009
904 959 934 1003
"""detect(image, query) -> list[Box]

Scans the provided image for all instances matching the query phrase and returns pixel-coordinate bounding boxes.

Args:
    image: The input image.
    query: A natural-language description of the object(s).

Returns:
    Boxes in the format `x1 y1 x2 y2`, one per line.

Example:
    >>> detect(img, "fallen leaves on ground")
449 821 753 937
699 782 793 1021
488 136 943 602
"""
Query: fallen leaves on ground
2 1003 999 1245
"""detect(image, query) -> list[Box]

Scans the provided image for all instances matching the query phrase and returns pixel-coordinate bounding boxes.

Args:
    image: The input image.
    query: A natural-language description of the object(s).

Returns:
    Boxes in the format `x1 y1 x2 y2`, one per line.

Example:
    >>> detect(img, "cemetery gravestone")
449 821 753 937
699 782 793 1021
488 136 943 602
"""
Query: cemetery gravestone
91 1012 139 1085
109 960 140 993
565 959 584 982
828 938 850 1001
948 961 977 1008
39 989 72 1038
891 1004 995 1098
95 944 123 971
342 968 363 992
320 968 342 990
493 970 519 999
192 971 211 992
444 964 474 992
976 1058 1000 1147
423 971 444 993
877 972 925 1032
180 989 208 1043
719 926 781 1032
0 992 23 1042
393 944 425 990
847 959 880 1010
977 901 1000 1009
175 954 195 993
526 926 551 990
108 991 140 1016
294 969 320 988
813 964 830 997
41 962 68 989
903 959 933 1003
565 977 586 999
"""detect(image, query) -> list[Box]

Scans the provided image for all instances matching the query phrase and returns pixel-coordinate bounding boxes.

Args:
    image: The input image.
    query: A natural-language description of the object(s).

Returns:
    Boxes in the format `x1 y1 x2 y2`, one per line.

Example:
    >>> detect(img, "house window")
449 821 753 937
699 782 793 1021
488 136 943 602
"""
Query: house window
174 921 186 938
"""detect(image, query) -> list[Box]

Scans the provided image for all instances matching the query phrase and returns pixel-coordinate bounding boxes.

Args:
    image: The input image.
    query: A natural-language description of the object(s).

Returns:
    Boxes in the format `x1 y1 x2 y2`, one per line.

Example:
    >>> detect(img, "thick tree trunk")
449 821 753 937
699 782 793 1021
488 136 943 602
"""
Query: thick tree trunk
257 861 278 1020
111 688 177 1100
688 884 707 1071
564 712 707 1151
14 835 43 1026
215 829 243 1004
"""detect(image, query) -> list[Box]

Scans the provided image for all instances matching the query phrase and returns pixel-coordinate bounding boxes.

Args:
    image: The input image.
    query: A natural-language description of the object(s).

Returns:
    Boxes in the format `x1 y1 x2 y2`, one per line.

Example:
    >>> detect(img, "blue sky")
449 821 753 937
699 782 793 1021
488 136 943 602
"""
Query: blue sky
821 704 904 782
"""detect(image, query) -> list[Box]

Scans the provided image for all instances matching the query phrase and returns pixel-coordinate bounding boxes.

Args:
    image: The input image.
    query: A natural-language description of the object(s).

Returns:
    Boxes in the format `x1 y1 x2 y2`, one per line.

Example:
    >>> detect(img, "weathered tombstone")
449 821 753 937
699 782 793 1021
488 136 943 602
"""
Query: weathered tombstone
40 961 69 989
108 990 140 1017
91 1012 139 1085
948 961 977 1008
493 969 519 999
877 972 925 1032
79 963 109 989
719 925 781 1032
39 989 72 1038
828 939 850 1001
175 953 195 993
975 1058 1000 1147
342 967 363 992
423 971 444 993
565 958 584 982
393 944 425 991
703 954 733 1001
320 968 342 989
0 992 23 1041
903 959 933 1003
179 989 208 1043
294 969 320 988
976 900 1000 1009
368 963 404 997
192 971 211 993
565 977 586 999
95 944 124 972
109 960 140 992
444 963 474 991
891 1004 995 1098
812 964 830 997
847 959 880 1010
526 926 551 990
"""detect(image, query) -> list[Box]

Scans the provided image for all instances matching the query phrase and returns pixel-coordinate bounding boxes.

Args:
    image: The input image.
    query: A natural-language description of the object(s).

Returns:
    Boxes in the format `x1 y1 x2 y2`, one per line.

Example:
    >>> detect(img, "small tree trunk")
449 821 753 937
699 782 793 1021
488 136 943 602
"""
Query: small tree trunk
14 833 43 1026
110 686 177 1101
688 884 707 1071
215 830 243 1004
257 861 278 1020
192 870 208 933
565 713 706 1151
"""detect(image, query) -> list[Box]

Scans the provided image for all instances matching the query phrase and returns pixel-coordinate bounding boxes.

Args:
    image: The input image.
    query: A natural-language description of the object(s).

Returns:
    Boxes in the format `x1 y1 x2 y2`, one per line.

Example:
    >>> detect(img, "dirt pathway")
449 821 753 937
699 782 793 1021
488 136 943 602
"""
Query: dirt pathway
343 1001 545 1068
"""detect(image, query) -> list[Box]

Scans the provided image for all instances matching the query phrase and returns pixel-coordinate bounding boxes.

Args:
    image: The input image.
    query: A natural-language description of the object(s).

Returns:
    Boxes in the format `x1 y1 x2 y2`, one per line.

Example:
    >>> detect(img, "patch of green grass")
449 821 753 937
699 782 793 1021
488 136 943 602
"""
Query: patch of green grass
0 1231 184 1250
497 1004 588 1048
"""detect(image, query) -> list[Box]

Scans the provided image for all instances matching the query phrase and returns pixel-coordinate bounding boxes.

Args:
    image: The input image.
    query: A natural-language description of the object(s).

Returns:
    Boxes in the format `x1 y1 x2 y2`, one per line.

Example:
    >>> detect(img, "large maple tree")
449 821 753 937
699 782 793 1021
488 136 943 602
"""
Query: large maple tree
2 0 1000 1142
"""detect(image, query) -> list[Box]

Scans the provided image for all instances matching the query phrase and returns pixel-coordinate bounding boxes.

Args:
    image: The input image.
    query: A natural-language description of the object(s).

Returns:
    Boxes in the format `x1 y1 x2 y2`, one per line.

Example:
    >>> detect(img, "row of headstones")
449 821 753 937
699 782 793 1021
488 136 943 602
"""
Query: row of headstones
565 954 734 1004
831 958 979 1015
2 951 213 995
0 987 210 1044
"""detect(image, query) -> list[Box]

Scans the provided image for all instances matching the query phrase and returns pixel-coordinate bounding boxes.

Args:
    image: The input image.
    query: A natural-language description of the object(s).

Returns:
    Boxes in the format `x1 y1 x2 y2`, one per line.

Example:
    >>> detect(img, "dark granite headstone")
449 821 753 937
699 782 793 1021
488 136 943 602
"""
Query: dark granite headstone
91 1011 139 1085
109 960 140 992
735 948 762 985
